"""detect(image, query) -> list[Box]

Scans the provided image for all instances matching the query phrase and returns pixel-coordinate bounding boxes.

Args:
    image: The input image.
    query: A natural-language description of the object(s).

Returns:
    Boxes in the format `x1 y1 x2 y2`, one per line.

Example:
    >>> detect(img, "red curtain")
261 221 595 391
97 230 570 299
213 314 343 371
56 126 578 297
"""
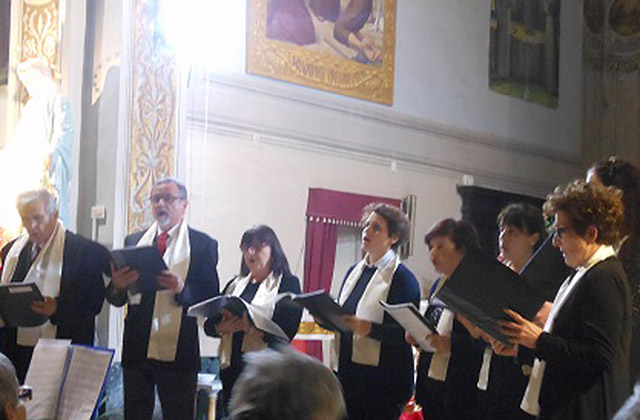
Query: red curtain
301 188 401 361
303 188 402 293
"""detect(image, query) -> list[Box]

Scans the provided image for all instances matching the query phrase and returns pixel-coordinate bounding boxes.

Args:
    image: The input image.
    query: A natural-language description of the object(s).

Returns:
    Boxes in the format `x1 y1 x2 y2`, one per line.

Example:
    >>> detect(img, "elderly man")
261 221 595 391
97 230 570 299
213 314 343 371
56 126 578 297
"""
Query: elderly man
0 189 109 383
230 349 346 420
107 178 219 420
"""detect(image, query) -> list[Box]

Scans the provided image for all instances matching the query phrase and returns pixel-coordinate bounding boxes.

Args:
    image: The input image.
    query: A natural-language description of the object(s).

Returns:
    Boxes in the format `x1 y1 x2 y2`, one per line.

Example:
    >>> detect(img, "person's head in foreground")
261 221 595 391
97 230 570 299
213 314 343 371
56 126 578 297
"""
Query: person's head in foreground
0 354 26 420
230 349 345 420
544 179 624 268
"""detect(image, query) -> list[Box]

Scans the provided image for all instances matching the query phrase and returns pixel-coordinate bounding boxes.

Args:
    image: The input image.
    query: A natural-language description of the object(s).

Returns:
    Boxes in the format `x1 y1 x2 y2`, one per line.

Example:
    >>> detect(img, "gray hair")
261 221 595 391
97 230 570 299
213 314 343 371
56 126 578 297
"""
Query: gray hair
155 177 188 200
0 354 19 415
16 189 58 215
230 349 345 420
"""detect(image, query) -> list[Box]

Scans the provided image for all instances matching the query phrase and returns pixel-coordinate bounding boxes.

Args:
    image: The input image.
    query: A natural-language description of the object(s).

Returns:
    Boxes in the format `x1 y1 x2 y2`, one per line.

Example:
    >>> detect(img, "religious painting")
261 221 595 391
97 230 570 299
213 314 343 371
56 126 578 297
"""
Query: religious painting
609 0 640 37
489 0 560 108
0 0 10 85
247 0 397 105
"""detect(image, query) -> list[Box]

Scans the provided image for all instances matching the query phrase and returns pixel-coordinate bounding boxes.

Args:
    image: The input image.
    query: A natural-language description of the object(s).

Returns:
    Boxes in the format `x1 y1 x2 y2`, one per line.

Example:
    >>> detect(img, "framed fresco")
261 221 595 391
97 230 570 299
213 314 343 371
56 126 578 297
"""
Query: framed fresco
247 0 397 105
489 0 560 108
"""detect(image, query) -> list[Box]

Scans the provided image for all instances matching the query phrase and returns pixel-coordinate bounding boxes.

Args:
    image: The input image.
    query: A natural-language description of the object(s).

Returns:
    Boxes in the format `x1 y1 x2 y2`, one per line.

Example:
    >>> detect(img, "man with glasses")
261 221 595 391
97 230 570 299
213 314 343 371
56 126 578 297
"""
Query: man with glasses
0 189 109 383
106 177 220 420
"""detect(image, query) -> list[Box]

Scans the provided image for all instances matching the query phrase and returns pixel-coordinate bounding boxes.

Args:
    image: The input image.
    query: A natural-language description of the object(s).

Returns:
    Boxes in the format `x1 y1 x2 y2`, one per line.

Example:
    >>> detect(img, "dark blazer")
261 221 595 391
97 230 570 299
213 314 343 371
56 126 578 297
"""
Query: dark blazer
534 257 631 420
203 272 302 414
1 231 109 379
337 263 421 419
106 226 220 372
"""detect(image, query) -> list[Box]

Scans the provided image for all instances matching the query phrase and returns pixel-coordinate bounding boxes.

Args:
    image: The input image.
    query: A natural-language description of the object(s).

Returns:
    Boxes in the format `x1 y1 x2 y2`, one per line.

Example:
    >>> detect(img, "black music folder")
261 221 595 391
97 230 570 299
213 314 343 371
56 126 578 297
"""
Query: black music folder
279 290 350 332
436 250 545 345
521 234 572 302
111 246 167 294
0 283 46 327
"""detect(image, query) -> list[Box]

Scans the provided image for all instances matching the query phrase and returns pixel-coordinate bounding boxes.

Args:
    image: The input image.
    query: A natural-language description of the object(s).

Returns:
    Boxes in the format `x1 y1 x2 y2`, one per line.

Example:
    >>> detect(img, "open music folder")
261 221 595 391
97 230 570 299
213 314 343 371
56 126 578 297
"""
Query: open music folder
277 290 350 333
436 250 545 345
187 295 288 340
24 339 114 420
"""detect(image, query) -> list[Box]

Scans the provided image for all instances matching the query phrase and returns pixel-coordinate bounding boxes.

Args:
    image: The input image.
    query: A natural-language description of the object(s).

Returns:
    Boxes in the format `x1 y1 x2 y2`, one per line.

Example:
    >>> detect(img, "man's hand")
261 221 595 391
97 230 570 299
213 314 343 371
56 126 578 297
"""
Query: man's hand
157 270 184 293
111 263 139 291
32 296 57 317
534 301 553 327
500 309 543 349
344 315 372 336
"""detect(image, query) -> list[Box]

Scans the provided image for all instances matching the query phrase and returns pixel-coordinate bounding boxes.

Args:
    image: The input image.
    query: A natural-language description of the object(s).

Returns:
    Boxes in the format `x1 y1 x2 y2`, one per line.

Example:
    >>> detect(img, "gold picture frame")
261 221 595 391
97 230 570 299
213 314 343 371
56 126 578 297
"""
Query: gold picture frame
247 0 397 105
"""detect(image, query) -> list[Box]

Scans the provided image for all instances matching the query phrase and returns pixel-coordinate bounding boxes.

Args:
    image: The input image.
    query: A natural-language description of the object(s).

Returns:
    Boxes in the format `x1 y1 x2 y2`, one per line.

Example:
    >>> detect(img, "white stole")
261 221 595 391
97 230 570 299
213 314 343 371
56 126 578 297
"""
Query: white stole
1 220 65 346
427 307 454 381
334 252 400 367
134 221 191 362
219 272 282 369
520 245 616 415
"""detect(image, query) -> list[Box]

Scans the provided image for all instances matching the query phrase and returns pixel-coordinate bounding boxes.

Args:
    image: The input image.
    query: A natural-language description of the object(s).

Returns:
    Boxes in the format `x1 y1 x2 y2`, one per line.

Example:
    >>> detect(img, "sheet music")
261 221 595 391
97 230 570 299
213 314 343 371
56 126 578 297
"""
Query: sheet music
24 339 71 420
379 301 436 352
56 346 113 420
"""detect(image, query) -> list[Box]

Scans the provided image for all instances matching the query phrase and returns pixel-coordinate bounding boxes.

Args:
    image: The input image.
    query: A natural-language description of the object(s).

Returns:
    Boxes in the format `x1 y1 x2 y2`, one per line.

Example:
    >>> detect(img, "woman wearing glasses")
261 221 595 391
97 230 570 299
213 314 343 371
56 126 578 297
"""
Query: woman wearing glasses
204 225 302 419
495 180 631 420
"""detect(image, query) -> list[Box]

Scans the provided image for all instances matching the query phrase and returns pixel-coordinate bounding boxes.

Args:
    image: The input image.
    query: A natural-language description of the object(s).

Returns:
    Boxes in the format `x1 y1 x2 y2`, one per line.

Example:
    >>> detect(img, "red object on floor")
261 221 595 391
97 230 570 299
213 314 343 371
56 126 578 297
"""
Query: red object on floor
400 399 423 420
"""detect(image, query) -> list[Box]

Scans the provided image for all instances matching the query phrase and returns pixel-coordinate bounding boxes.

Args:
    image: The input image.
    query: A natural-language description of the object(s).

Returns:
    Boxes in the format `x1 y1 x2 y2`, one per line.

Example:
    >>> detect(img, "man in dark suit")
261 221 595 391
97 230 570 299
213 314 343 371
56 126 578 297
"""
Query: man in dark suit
0 189 109 383
106 178 219 420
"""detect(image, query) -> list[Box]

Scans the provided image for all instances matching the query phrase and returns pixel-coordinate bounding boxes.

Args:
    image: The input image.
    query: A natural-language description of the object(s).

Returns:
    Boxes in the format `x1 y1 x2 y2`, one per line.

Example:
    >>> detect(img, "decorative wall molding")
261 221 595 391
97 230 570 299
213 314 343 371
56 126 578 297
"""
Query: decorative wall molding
197 72 583 165
186 73 583 198
126 0 177 234
186 112 575 199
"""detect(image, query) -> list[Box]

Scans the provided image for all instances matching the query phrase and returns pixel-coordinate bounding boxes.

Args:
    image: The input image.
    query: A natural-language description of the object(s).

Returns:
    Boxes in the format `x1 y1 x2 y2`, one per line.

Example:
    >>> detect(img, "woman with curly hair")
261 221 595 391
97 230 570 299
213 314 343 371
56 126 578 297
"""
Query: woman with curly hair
588 157 640 387
495 180 632 420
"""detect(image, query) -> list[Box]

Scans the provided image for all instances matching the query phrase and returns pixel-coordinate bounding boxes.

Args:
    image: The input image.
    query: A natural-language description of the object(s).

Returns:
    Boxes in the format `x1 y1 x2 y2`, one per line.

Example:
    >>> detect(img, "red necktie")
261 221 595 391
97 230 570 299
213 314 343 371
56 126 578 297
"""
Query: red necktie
156 232 169 255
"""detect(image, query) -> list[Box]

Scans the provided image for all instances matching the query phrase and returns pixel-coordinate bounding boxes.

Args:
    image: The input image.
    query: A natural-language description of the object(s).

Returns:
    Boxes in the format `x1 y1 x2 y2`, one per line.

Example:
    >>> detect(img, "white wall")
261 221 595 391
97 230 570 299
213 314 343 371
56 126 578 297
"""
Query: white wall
185 126 464 294
179 0 586 295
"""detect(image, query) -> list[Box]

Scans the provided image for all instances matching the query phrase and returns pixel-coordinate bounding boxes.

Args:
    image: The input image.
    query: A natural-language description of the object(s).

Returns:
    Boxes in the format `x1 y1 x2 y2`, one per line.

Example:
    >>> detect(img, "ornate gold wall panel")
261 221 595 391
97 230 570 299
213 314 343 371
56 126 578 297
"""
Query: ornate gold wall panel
247 0 397 105
18 0 62 104
127 0 177 234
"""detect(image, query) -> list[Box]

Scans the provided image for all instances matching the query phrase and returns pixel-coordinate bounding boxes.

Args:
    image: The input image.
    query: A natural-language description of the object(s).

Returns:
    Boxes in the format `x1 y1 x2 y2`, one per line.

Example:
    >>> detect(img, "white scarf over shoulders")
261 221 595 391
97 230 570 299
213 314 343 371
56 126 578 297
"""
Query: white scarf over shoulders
520 245 616 416
334 250 400 368
219 272 282 369
1 220 65 346
133 220 191 362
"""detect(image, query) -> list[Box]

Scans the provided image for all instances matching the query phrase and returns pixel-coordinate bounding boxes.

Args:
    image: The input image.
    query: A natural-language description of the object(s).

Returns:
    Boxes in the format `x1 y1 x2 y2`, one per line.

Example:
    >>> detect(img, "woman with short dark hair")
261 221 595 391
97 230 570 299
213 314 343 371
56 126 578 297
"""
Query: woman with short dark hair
333 202 420 420
204 225 303 419
411 218 484 420
497 180 631 420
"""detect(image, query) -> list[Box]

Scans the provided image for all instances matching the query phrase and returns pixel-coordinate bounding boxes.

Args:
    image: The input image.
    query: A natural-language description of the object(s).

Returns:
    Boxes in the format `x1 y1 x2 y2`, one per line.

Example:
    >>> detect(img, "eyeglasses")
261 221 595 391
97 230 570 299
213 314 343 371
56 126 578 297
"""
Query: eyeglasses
552 226 573 239
18 385 32 403
150 194 182 204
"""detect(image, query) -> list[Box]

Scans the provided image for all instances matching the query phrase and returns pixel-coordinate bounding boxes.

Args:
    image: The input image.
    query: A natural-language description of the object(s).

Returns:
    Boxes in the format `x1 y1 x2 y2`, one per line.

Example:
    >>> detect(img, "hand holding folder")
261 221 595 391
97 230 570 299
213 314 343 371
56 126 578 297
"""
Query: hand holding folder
0 283 47 327
277 290 350 332
111 246 168 294
437 250 545 346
